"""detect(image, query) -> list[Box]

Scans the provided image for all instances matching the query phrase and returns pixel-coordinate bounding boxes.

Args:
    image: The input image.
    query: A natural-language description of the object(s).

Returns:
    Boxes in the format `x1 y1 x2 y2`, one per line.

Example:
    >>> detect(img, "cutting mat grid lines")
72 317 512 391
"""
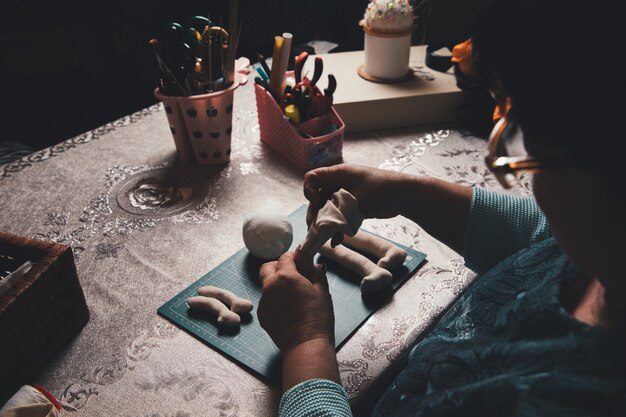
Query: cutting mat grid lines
158 205 427 385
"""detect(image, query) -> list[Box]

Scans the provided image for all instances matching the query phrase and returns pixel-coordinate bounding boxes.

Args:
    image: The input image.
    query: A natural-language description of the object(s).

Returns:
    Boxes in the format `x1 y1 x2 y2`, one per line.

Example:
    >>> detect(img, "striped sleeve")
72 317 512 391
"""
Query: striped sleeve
279 379 353 417
464 187 550 274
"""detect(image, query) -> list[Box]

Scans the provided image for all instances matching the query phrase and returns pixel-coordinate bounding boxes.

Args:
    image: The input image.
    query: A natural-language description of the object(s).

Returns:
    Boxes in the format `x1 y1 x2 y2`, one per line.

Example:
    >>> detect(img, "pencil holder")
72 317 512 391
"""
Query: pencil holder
254 83 344 170
155 81 239 165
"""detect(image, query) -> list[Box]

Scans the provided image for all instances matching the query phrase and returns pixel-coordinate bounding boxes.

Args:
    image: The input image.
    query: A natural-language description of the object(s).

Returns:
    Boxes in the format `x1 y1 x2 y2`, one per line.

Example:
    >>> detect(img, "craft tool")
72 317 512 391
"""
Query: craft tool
284 103 301 124
268 35 285 98
294 51 308 84
223 23 242 89
255 66 269 81
226 0 239 87
268 33 292 101
278 33 293 94
309 73 337 118
185 15 211 33
256 53 272 79
182 16 208 56
149 38 189 96
310 56 324 87
283 92 294 106
149 9 244 96
200 25 229 91
255 76 279 103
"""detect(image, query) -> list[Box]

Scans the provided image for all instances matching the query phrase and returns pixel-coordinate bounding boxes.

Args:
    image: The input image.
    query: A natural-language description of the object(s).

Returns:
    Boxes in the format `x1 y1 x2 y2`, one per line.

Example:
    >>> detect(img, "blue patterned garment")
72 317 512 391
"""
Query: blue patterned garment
279 187 626 416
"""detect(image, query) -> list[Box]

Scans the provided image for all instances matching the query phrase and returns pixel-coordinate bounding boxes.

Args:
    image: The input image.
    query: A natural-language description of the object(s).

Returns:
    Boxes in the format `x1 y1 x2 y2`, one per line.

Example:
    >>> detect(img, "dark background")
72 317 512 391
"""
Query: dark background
0 0 480 151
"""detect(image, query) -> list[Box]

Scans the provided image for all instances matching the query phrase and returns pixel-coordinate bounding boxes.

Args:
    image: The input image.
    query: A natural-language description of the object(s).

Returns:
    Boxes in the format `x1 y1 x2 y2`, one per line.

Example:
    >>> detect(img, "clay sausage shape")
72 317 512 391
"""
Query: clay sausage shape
197 286 253 315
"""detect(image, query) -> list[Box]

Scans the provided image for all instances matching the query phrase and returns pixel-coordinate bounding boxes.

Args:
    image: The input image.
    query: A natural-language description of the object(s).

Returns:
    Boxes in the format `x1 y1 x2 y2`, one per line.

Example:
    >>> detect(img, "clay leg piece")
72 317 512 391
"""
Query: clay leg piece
197 285 253 315
187 296 241 327
342 231 407 270
319 242 393 294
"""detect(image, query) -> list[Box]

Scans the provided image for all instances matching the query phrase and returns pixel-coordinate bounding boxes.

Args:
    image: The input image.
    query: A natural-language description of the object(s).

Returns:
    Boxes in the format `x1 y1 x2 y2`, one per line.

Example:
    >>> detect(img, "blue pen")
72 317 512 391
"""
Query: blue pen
255 65 269 81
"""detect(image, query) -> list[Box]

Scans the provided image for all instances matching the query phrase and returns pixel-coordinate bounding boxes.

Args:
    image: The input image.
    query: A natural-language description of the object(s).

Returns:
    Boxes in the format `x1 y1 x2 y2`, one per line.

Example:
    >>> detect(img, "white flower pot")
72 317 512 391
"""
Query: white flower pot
363 29 412 81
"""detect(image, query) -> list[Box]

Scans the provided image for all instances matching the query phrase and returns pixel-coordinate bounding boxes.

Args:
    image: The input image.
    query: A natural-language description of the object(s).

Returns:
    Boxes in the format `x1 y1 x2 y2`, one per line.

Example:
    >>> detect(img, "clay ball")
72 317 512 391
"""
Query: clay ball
242 210 293 260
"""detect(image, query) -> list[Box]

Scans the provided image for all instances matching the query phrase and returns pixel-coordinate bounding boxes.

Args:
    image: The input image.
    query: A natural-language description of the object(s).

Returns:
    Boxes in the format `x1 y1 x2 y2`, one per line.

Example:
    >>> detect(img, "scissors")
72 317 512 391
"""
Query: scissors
152 23 197 95
183 16 210 56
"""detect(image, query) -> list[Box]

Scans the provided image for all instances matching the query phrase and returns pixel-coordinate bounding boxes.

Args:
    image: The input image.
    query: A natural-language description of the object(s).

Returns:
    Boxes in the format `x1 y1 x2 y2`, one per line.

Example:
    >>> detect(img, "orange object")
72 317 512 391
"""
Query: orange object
451 39 477 80
492 96 512 122
452 38 512 123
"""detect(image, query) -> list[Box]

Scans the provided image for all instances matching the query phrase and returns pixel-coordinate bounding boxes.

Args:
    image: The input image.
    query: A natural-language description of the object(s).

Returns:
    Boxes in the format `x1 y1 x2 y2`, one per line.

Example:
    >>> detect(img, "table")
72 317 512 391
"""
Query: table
0 71 533 417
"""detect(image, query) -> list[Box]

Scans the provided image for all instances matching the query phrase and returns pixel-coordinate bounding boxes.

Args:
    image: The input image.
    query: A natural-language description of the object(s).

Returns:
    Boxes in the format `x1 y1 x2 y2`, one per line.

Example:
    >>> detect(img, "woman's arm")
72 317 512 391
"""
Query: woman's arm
303 164 473 255
464 186 550 274
282 338 340 390
258 252 340 389
258 253 352 416
304 164 551 273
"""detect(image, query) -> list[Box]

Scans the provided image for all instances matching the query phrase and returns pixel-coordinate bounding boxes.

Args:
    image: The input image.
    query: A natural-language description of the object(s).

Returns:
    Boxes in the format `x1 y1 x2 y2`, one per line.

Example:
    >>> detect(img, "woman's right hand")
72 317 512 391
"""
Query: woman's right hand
258 252 334 352
303 164 415 226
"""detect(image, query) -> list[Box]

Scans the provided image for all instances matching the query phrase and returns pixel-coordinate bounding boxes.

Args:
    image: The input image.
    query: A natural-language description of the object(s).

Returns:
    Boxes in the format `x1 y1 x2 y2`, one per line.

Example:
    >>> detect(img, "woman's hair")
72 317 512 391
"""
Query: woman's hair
471 0 625 166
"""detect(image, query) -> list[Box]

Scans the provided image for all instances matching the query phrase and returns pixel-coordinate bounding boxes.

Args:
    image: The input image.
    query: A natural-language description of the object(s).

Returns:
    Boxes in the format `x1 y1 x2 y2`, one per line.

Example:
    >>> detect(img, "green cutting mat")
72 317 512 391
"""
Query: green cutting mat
158 205 426 385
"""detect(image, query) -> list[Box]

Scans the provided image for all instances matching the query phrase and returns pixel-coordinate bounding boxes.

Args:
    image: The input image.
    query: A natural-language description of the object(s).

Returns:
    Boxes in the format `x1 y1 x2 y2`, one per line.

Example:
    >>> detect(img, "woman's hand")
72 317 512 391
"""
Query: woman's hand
304 163 473 255
303 163 415 226
258 252 341 391
258 252 334 351
303 164 417 247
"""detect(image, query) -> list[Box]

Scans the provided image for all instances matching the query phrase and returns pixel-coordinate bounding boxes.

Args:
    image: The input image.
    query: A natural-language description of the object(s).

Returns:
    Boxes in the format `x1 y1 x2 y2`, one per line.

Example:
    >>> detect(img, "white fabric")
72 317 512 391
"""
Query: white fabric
0 385 59 417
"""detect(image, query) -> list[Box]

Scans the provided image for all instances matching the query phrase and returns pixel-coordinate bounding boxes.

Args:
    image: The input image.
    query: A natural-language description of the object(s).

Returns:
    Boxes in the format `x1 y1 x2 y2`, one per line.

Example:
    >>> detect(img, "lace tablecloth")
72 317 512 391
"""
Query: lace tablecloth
0 76 532 417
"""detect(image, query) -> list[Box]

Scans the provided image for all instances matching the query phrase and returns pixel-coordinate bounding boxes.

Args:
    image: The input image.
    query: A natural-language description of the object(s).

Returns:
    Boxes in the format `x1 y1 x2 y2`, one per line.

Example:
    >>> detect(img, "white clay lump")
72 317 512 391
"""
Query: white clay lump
242 209 293 260
187 285 254 328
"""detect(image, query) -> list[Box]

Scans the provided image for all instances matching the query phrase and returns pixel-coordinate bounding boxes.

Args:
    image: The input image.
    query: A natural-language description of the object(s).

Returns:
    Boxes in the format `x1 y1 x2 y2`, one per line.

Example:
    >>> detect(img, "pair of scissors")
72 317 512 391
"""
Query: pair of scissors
182 16 210 57
155 17 234 94
155 22 204 95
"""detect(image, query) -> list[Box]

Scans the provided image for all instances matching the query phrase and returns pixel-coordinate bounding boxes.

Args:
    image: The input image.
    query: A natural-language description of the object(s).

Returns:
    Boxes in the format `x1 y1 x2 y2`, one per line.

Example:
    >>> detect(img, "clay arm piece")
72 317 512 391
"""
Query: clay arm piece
187 296 241 327
197 285 253 315
342 231 407 270
319 242 393 294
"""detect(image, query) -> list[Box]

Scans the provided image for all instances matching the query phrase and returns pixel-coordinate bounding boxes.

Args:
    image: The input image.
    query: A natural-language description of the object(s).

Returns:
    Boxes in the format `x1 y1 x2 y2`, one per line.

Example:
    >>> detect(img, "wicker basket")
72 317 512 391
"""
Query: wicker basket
0 231 89 403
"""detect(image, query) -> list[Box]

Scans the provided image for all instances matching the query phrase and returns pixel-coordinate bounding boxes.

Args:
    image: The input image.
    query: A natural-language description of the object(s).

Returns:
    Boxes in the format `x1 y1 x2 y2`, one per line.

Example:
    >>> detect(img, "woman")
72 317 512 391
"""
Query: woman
258 0 626 415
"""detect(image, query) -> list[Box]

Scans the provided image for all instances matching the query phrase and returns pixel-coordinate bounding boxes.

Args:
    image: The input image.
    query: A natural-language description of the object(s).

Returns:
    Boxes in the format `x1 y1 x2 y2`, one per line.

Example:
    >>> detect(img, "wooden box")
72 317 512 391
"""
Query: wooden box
0 231 89 403
316 45 465 133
